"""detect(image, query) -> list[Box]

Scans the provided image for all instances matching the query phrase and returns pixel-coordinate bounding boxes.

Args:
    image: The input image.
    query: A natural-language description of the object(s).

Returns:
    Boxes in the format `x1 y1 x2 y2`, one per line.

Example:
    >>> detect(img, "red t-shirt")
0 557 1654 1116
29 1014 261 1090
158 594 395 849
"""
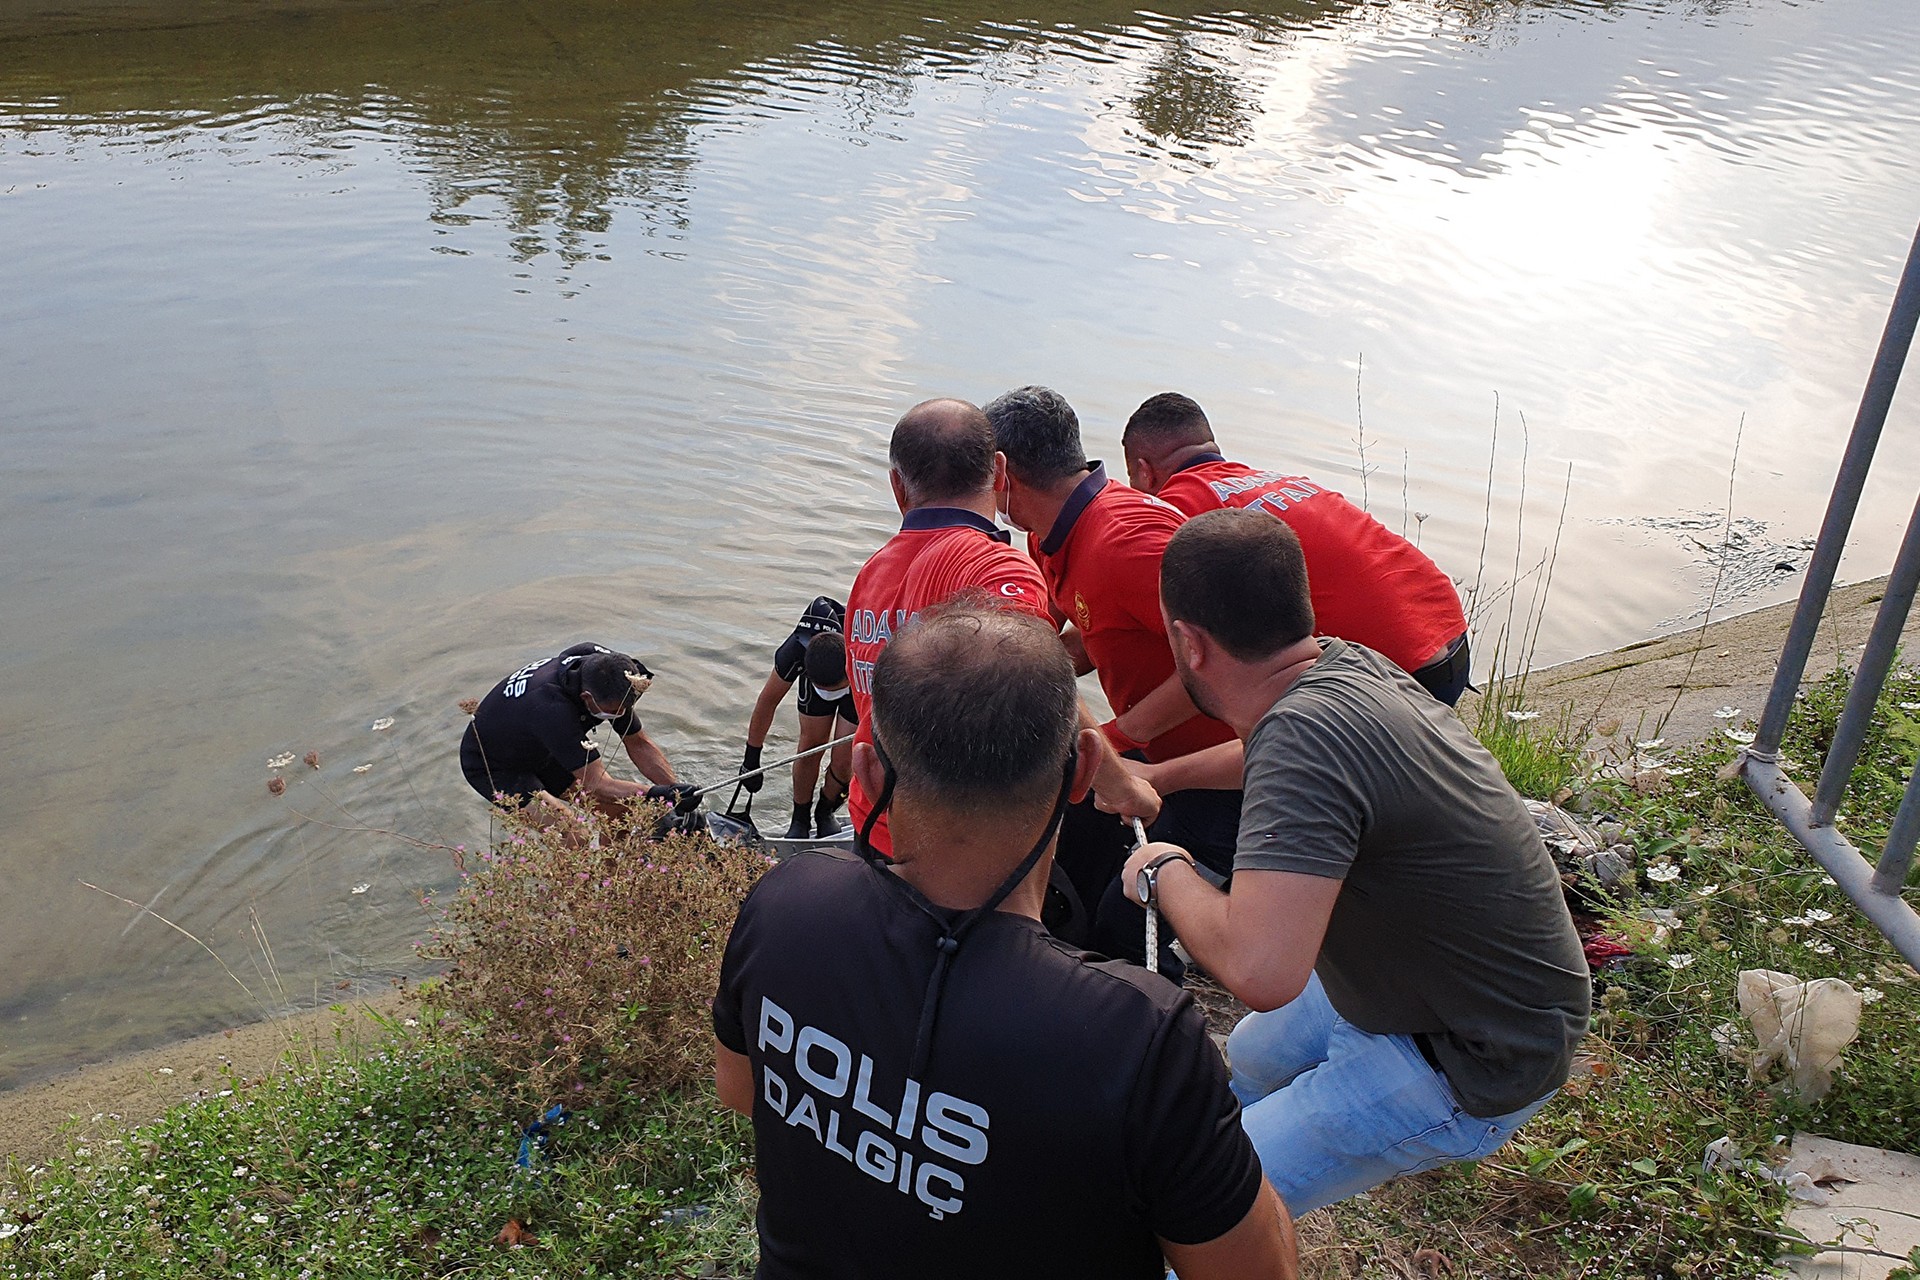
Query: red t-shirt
845 507 1052 856
1156 456 1465 674
1030 468 1236 765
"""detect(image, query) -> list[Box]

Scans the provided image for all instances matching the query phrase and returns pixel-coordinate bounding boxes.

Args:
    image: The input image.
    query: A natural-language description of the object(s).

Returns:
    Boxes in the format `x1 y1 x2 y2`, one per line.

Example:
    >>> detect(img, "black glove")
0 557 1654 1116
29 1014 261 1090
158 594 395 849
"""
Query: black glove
739 744 765 794
646 782 700 812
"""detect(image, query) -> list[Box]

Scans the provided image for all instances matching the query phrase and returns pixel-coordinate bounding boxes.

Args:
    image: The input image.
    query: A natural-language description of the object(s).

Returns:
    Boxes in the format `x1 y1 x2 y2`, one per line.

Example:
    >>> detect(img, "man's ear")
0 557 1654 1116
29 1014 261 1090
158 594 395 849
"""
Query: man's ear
1168 618 1206 671
888 468 910 515
853 741 887 802
1068 727 1102 803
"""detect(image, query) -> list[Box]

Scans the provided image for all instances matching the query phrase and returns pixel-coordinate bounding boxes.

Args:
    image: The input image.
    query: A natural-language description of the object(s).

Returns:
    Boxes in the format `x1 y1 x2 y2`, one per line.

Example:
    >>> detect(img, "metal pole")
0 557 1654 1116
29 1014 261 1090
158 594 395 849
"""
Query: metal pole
1874 766 1920 897
1812 489 1920 822
1744 758 1920 968
1755 221 1920 757
693 734 856 798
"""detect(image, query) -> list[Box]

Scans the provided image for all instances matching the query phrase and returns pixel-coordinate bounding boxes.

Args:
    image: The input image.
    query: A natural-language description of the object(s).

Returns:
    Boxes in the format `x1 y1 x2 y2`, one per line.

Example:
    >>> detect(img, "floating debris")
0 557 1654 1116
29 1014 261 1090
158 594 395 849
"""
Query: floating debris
370 717 395 732
304 750 320 769
350 883 371 895
267 776 287 796
458 698 480 716
267 752 296 769
352 764 373 774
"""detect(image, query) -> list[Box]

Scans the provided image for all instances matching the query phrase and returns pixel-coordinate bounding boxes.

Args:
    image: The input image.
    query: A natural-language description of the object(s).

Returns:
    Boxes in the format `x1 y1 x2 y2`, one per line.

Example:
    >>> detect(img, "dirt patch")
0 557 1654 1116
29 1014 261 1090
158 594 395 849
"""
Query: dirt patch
0 992 406 1169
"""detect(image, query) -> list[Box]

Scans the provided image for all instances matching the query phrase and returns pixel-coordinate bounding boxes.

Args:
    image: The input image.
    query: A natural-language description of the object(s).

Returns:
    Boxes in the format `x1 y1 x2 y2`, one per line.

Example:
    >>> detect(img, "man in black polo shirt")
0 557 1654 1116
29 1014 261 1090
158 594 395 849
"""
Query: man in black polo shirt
713 603 1297 1280
739 597 858 840
460 642 691 826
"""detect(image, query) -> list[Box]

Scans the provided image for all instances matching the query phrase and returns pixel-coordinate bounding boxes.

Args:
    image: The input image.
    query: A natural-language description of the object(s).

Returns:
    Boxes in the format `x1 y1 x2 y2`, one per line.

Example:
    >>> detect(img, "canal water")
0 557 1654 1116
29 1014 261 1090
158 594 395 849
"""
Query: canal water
2 0 1916 1085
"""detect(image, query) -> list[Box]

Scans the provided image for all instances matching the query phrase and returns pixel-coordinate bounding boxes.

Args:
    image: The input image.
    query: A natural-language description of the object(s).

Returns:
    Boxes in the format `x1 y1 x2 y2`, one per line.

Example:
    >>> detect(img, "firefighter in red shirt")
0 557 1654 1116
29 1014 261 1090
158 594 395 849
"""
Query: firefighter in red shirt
1121 392 1471 705
985 386 1240 971
845 397 1161 861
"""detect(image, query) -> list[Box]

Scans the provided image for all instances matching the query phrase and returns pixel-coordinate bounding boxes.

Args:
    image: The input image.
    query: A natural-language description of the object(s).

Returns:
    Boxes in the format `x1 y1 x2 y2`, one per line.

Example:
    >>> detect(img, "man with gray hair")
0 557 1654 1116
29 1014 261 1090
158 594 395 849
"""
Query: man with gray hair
713 602 1298 1280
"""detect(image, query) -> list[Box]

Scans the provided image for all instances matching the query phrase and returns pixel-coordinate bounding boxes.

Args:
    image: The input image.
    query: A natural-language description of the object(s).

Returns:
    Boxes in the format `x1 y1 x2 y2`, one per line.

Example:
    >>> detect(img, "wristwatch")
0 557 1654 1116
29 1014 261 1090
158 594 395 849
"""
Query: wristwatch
1136 852 1193 909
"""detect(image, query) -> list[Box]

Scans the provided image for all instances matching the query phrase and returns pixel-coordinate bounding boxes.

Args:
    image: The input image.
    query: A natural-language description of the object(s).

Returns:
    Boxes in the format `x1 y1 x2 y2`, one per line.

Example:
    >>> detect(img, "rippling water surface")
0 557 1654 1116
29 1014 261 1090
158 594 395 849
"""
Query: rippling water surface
2 0 1917 1082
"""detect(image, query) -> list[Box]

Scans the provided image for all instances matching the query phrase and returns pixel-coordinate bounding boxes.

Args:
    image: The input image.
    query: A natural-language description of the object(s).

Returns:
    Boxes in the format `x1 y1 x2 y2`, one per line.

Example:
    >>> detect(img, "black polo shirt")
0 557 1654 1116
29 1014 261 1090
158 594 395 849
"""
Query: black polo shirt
713 849 1262 1280
467 642 642 778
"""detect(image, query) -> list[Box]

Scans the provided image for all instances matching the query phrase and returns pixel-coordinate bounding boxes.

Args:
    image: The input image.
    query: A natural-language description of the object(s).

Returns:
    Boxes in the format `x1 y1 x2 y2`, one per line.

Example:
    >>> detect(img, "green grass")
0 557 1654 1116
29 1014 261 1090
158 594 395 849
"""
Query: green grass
1318 660 1920 1278
0 1020 757 1279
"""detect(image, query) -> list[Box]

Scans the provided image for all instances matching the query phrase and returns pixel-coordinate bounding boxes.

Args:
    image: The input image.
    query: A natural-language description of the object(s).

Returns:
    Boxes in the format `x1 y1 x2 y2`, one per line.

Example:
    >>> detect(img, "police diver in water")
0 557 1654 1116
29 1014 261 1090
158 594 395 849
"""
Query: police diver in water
461 642 694 833
740 597 857 840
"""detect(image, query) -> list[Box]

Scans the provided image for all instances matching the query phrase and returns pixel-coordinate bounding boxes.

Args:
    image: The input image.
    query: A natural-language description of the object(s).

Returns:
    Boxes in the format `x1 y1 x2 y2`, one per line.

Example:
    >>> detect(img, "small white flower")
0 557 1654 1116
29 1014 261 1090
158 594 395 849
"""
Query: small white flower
1647 864 1682 883
267 752 296 769
350 883 371 895
1668 954 1695 969
404 1017 419 1028
370 717 395 732
1697 884 1720 896
251 1213 271 1224
352 764 372 774
233 1165 249 1176
1723 729 1757 745
1713 706 1742 719
1782 914 1809 926
1808 941 1836 955
1861 987 1885 1005
1505 709 1542 722
1805 908 1834 923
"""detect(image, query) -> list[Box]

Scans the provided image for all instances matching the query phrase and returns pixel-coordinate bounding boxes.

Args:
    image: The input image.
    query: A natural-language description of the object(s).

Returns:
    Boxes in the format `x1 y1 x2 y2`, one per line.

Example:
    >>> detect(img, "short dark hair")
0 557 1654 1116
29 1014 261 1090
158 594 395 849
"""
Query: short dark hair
871 599 1078 810
1123 392 1213 451
580 650 649 707
890 399 997 507
1162 509 1314 660
982 386 1088 487
804 631 848 689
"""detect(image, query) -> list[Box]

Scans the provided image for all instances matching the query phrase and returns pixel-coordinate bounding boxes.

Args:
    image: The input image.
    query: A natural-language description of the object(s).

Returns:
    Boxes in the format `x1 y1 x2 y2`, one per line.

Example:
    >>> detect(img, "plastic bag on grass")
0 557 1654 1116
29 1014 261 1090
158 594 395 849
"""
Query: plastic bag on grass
1734 969 1862 1101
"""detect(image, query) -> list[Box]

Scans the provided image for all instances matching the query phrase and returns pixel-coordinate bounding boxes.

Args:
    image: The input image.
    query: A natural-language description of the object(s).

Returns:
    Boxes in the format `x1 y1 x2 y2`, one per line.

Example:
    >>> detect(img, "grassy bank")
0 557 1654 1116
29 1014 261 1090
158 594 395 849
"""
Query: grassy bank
5 664 1918 1278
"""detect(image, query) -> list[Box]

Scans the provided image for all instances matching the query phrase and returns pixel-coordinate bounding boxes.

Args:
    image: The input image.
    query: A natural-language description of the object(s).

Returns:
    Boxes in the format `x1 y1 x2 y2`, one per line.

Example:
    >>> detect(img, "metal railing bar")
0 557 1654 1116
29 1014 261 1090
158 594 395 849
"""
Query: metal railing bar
1812 489 1920 823
1755 220 1920 757
1743 757 1920 968
1874 760 1920 897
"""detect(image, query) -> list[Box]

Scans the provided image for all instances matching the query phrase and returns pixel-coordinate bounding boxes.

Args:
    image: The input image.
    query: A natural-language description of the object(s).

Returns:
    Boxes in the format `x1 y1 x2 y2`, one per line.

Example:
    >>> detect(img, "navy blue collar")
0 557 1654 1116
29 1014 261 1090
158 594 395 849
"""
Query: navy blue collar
1172 451 1226 475
901 506 1012 544
1038 463 1108 558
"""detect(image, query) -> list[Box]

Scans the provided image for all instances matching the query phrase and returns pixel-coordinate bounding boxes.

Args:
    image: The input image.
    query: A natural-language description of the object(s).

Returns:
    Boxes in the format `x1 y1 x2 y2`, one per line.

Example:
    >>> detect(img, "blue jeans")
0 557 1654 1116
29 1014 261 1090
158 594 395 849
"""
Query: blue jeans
1227 974 1554 1215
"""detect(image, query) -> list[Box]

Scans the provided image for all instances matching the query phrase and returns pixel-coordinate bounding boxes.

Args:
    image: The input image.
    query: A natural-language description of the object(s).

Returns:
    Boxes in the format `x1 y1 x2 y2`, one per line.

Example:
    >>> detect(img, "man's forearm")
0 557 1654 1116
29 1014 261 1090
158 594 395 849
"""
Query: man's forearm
625 735 677 786
1112 671 1201 746
745 676 789 747
1139 739 1244 795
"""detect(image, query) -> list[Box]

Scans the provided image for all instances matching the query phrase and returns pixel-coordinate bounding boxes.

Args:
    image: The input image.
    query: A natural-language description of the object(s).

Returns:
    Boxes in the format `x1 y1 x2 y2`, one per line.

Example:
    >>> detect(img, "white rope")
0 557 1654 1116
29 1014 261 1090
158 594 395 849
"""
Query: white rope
1132 818 1159 975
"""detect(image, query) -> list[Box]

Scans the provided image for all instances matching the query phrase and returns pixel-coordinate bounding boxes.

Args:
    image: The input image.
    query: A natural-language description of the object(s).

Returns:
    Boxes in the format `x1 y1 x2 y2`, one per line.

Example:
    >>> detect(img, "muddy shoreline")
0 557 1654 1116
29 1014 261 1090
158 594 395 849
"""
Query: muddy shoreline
5 577 1911 1169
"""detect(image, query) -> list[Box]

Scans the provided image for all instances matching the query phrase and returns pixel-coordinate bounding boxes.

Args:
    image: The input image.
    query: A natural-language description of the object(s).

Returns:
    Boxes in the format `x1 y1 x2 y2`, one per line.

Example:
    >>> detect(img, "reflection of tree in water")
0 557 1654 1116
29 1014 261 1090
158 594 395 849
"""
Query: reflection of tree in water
0 0 1693 253
1128 35 1260 161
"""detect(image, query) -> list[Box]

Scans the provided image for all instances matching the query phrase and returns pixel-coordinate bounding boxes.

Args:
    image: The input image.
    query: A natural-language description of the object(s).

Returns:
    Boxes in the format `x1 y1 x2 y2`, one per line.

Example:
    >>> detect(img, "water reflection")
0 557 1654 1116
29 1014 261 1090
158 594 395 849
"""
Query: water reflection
2 0 1917 1085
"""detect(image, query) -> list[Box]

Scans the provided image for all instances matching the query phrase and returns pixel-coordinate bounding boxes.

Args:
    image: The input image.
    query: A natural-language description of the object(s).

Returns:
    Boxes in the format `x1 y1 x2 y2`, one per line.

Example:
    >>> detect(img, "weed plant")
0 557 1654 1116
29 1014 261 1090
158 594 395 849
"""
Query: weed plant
1322 662 1920 1278
0 1020 757 1279
422 803 774 1106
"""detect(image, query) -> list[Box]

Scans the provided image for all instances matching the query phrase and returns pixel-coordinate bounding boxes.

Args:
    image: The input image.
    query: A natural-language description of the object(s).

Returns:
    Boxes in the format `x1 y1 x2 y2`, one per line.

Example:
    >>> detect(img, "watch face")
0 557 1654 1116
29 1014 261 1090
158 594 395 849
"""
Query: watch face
1135 867 1154 906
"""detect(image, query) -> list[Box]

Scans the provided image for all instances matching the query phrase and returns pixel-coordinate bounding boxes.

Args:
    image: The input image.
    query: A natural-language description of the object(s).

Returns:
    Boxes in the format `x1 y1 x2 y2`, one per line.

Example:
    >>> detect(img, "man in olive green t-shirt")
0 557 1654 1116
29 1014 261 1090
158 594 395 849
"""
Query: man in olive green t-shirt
1119 509 1590 1215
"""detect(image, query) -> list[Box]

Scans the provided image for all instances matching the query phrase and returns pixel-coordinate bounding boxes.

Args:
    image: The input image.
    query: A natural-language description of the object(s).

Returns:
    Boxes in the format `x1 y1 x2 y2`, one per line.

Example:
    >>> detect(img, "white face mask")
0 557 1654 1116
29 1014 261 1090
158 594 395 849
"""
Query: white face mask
812 683 851 701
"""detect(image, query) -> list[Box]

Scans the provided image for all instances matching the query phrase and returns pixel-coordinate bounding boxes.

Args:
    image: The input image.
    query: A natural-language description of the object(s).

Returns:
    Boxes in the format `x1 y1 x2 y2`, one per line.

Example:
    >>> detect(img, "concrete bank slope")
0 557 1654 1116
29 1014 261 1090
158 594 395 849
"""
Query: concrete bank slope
1466 577 1916 748
0 993 406 1169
